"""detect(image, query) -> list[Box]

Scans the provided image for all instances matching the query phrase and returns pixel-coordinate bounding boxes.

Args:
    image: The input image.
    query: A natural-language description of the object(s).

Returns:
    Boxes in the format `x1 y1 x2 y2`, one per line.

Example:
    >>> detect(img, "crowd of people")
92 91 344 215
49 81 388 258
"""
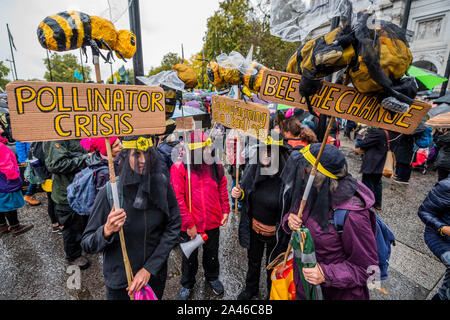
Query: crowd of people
0 101 449 301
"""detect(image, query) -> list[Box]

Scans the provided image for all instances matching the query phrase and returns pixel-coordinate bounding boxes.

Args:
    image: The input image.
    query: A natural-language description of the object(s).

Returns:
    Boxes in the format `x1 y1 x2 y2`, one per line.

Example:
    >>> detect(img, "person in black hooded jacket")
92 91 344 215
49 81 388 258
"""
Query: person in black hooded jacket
231 132 290 300
81 135 181 300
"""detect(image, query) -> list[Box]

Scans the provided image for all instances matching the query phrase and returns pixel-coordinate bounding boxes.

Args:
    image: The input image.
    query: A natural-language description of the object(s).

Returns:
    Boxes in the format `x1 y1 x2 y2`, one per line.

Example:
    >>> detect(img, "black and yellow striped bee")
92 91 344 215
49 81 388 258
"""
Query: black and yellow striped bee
207 60 267 94
37 11 136 62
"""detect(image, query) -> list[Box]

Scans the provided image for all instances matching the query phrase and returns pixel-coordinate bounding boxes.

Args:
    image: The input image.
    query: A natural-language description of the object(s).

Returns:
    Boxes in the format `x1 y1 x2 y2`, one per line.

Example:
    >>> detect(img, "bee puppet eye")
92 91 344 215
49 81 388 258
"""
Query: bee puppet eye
130 37 136 46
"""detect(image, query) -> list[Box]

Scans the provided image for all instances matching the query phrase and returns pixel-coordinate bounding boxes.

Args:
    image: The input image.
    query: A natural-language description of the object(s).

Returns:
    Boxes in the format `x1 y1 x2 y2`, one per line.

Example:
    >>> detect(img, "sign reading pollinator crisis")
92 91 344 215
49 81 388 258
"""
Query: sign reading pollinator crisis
6 81 166 142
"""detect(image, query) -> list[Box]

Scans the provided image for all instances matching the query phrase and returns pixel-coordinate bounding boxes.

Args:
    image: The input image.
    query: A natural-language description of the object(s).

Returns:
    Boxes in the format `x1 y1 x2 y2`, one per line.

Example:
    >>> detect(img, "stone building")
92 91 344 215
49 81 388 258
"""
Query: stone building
307 0 450 92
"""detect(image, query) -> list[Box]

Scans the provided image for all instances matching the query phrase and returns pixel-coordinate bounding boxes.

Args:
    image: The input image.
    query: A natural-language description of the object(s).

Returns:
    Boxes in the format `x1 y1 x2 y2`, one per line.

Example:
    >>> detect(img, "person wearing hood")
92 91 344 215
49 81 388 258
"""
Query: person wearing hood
0 127 34 236
80 137 123 190
81 135 181 300
282 143 378 300
231 131 291 300
170 130 230 300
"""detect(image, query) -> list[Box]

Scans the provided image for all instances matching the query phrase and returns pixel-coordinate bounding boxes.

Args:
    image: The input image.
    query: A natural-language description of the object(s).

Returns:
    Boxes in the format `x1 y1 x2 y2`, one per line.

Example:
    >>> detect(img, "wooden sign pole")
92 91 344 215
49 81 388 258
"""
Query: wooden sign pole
281 116 336 269
93 53 134 298
181 105 193 213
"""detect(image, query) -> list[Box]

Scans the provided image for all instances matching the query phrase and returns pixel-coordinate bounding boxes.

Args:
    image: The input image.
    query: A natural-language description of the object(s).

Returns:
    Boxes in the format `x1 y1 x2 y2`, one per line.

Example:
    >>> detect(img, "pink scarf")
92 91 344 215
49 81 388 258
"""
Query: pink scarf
0 142 20 180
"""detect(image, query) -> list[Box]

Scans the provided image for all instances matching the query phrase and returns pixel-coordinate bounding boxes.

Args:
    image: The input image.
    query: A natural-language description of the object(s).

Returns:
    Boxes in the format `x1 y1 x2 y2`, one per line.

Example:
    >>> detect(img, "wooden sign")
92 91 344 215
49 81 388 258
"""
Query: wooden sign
259 69 431 134
211 95 270 140
6 81 166 142
175 117 195 131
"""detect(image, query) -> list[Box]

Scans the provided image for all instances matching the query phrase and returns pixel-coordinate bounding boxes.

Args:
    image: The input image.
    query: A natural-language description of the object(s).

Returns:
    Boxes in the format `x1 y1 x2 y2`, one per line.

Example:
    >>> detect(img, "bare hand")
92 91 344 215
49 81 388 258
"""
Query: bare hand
303 264 325 285
442 226 450 236
221 214 229 227
231 187 242 199
187 225 198 240
287 213 302 231
103 205 127 239
127 268 151 295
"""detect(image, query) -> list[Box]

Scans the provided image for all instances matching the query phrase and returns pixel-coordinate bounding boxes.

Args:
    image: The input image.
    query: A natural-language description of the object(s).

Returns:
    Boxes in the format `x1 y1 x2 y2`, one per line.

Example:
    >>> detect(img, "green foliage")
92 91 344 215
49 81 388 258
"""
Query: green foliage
148 52 182 76
43 53 92 83
0 61 11 89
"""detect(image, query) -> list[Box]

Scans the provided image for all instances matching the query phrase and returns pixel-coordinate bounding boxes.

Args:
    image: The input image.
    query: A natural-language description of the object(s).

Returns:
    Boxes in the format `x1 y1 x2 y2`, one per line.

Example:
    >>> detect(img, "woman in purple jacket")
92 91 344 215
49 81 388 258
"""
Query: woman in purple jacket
281 143 378 300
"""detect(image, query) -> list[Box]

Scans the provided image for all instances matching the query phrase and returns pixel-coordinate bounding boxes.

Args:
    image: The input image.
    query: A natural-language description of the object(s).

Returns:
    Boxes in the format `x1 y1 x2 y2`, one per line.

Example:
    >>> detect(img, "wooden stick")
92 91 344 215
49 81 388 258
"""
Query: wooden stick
235 132 241 216
93 53 134 299
181 104 192 213
281 117 336 268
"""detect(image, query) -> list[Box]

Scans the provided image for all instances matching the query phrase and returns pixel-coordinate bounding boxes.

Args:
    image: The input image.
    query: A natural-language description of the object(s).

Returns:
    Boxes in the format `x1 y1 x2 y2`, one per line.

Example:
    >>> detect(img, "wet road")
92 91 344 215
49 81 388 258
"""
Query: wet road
0 134 444 300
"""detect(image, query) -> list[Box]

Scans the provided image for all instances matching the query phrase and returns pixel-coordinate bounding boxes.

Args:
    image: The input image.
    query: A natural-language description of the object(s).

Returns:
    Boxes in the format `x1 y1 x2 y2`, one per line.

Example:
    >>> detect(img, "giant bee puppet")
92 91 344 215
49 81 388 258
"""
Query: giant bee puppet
37 11 136 63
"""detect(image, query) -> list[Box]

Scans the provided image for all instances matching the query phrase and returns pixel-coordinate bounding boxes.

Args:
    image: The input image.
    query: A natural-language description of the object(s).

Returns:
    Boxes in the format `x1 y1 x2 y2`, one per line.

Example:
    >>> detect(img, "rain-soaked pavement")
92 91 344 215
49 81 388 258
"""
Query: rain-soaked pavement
0 133 446 300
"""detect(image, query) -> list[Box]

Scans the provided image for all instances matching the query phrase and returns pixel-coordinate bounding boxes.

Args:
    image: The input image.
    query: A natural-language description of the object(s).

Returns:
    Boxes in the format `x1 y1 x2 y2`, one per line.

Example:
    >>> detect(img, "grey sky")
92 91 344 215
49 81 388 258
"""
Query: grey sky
0 0 220 82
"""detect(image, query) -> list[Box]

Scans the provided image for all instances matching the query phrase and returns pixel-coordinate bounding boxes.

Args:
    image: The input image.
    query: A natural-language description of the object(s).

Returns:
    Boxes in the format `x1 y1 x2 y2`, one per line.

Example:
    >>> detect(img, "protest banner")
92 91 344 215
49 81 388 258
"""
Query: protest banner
211 94 270 141
259 69 431 134
6 81 166 142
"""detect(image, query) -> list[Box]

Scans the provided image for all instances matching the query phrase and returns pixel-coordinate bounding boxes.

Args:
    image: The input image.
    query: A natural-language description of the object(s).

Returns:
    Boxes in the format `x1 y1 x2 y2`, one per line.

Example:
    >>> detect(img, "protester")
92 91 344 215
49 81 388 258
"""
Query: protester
16 141 41 206
231 132 291 300
358 127 394 211
281 117 318 148
82 135 181 300
435 128 450 181
393 121 428 184
0 127 34 236
417 176 450 300
80 137 123 189
44 140 90 269
282 143 378 300
171 130 230 300
226 130 244 213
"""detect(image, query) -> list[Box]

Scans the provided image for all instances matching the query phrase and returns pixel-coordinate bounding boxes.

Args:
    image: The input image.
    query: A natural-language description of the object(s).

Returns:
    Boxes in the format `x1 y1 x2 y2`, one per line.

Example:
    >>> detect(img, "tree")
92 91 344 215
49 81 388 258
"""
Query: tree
148 52 182 76
0 61 11 90
203 0 299 72
43 53 92 83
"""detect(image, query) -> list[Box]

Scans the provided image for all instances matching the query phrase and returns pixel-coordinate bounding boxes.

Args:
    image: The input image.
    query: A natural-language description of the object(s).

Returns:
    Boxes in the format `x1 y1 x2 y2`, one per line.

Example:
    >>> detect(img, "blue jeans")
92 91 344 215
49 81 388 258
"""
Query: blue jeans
25 183 37 196
438 251 450 300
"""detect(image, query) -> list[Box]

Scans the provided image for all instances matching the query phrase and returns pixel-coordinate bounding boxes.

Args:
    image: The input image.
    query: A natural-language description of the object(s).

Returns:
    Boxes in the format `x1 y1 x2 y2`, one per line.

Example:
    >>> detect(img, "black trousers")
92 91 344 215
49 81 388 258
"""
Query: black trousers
106 263 168 300
362 173 382 208
244 230 282 296
0 210 19 227
437 168 450 181
395 162 412 182
56 207 88 262
46 192 58 225
180 227 220 289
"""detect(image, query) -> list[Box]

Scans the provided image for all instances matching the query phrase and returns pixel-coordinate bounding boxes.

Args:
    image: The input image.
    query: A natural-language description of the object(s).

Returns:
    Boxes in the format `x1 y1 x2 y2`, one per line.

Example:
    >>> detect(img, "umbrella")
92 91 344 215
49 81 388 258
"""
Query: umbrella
291 228 323 300
407 65 448 90
185 100 201 109
428 103 450 118
425 111 450 128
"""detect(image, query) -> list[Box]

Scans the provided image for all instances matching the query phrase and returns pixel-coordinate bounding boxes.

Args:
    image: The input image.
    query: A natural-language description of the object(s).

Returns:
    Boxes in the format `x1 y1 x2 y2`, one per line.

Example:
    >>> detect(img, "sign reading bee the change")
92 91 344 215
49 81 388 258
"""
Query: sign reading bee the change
6 81 166 142
259 69 431 134
211 95 270 140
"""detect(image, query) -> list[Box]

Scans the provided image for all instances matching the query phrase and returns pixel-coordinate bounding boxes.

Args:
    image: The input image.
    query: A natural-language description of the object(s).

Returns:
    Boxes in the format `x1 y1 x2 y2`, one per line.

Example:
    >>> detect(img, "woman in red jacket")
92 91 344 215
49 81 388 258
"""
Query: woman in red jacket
170 130 230 300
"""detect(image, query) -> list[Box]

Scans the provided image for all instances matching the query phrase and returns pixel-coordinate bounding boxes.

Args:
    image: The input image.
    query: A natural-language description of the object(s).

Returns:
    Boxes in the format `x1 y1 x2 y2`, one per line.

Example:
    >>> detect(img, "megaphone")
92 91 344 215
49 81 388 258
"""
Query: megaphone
180 233 208 259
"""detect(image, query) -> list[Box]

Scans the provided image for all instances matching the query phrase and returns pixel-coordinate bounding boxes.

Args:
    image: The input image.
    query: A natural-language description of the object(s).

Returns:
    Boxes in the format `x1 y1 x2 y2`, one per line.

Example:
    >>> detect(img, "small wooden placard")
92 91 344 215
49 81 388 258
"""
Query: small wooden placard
211 95 270 140
6 81 166 142
258 69 431 134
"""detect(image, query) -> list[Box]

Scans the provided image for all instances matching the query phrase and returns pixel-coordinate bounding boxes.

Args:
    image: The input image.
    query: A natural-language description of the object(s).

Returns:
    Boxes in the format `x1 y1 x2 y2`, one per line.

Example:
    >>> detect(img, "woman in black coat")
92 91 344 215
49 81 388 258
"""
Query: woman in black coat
81 135 181 300
358 127 393 210
231 134 290 300
436 129 450 181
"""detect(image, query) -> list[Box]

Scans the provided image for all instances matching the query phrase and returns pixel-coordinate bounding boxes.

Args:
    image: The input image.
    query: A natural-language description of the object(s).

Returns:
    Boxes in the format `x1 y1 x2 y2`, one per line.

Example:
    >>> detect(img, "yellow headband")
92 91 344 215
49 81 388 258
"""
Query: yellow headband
122 137 153 152
262 136 283 146
300 144 338 180
188 138 212 150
